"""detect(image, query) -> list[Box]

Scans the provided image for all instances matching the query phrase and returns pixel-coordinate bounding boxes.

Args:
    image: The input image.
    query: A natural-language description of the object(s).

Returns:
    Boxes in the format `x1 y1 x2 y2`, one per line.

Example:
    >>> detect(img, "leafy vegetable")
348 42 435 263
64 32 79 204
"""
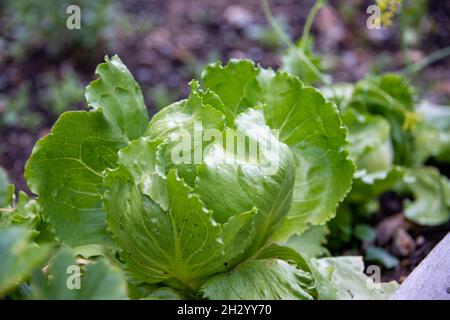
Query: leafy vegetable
201 259 315 300
25 56 146 246
20 56 360 299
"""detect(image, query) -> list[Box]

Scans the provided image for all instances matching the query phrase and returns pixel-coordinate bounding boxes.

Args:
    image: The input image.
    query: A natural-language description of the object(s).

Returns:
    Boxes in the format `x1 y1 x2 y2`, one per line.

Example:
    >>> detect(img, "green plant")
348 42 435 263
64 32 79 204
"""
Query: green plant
268 0 450 257
0 56 401 300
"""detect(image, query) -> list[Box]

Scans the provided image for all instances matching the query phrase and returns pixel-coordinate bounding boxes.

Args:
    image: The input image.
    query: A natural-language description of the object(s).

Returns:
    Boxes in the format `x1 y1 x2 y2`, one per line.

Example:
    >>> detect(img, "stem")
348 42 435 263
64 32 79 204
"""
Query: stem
0 208 14 212
300 0 326 50
261 0 330 86
400 45 450 77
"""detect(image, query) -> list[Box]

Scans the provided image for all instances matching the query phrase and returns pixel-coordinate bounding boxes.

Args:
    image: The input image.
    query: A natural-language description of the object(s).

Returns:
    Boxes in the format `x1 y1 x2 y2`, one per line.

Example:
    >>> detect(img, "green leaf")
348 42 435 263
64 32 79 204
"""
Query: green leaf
0 226 51 297
85 55 149 141
104 167 258 287
402 167 450 226
311 256 398 300
201 258 315 300
286 225 330 258
194 108 296 250
25 110 127 246
32 247 128 299
202 60 354 240
365 246 399 269
202 60 259 125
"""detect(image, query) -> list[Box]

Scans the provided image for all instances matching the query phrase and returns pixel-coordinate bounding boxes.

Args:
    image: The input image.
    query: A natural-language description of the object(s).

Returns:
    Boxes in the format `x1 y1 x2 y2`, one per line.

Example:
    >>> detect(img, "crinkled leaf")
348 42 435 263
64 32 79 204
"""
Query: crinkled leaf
202 60 259 126
202 60 354 240
104 167 258 287
201 258 315 300
85 55 149 141
147 81 297 252
25 110 127 246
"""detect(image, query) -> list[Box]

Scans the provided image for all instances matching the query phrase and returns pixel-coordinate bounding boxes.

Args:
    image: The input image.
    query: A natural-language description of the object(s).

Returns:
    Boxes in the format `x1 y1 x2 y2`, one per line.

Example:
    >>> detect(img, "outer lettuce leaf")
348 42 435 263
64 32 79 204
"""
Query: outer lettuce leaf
25 110 127 246
25 55 148 246
31 247 128 299
201 259 315 300
85 55 149 141
311 256 398 300
202 60 354 240
104 166 258 288
401 167 450 226
0 226 51 297
202 61 259 126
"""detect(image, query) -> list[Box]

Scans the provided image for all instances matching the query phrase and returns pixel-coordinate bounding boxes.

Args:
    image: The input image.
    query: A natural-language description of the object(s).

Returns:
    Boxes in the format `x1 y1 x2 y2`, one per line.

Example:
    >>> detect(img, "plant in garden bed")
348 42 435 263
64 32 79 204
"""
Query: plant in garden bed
0 55 401 300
